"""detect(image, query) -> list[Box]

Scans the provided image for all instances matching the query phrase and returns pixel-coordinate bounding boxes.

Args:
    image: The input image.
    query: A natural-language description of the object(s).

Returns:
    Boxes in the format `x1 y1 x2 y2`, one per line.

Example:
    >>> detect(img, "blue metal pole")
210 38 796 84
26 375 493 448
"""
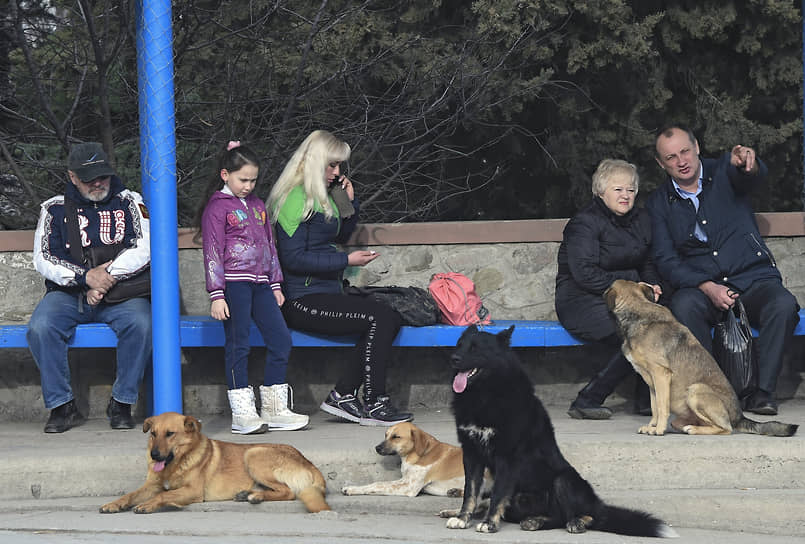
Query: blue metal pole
136 0 182 414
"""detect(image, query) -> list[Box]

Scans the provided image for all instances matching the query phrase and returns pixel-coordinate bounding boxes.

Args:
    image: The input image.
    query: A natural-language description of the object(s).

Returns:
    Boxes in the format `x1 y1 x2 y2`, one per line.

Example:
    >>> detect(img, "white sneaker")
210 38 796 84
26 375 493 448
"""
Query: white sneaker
260 384 309 431
227 387 268 434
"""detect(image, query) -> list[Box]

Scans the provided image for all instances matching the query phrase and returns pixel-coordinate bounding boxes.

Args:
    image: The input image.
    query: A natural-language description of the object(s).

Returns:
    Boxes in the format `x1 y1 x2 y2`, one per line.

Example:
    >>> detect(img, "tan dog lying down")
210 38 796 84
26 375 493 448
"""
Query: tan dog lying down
605 279 797 437
342 422 489 497
99 412 330 514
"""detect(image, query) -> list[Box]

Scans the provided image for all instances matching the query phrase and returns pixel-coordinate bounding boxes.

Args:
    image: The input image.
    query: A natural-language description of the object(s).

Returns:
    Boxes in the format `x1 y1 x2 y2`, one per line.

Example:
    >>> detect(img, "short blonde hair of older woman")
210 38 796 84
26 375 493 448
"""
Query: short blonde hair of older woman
591 159 639 197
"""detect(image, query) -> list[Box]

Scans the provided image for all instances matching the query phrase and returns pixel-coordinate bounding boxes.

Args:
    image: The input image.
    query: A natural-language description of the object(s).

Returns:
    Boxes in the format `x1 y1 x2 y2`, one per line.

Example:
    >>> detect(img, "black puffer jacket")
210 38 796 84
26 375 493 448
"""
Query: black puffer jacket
555 197 661 340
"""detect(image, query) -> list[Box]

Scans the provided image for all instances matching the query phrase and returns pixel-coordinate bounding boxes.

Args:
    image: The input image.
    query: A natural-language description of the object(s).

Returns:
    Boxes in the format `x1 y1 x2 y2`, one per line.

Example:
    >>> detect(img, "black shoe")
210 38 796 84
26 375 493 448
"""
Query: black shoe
107 398 135 429
44 400 86 433
567 395 612 420
360 396 413 426
744 390 778 416
320 389 364 423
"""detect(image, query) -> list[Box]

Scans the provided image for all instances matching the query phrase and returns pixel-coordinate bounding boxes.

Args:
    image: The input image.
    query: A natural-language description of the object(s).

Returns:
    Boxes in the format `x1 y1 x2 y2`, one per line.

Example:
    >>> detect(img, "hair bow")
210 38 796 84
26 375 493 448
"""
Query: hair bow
227 140 241 151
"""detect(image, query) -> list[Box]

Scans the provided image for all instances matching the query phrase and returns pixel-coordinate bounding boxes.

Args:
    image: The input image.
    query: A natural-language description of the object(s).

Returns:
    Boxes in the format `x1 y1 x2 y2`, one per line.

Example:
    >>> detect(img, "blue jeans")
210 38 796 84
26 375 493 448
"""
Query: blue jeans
222 282 291 389
27 290 152 409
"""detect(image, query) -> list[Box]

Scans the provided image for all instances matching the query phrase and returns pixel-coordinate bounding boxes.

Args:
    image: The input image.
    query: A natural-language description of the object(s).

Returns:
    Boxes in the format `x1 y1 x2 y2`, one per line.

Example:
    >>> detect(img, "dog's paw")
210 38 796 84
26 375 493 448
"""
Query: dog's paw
438 508 460 518
234 490 251 502
566 515 593 534
132 502 158 514
476 520 499 533
341 486 356 496
520 515 548 531
446 516 469 529
446 487 463 498
638 424 657 434
99 501 127 514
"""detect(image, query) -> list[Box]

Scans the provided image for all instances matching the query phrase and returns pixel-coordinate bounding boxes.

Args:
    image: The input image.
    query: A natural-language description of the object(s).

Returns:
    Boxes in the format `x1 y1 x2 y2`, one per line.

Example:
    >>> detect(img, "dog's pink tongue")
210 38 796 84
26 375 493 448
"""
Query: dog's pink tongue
453 371 469 393
152 460 166 473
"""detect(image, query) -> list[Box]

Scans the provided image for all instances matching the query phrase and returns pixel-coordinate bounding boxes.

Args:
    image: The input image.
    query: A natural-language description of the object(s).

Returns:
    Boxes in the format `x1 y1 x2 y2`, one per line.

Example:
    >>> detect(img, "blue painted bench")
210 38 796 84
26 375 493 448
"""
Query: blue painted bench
3 311 805 350
0 316 584 349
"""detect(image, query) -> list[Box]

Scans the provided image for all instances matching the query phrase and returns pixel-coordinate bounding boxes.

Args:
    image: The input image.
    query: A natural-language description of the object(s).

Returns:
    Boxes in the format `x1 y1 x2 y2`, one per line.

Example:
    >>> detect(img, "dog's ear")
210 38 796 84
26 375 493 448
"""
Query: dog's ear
411 426 432 455
497 325 515 346
409 426 423 454
184 415 201 434
639 282 655 302
464 324 478 335
604 285 617 310
142 417 153 433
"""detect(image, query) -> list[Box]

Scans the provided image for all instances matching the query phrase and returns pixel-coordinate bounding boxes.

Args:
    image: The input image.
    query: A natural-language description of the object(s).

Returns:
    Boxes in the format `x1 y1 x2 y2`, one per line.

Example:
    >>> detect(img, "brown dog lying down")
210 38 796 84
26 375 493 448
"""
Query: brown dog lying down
99 412 330 514
605 279 798 437
342 422 490 497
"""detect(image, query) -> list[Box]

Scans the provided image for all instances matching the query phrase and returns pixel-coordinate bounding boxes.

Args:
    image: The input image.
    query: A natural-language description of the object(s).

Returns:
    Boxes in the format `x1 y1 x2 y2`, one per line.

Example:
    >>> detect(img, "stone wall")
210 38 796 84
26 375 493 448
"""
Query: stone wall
4 237 805 322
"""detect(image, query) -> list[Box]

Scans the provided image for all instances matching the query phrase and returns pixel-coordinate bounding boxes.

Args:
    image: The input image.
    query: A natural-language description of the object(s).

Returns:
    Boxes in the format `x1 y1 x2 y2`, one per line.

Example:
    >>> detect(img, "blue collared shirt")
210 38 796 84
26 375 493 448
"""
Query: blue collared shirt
672 172 707 242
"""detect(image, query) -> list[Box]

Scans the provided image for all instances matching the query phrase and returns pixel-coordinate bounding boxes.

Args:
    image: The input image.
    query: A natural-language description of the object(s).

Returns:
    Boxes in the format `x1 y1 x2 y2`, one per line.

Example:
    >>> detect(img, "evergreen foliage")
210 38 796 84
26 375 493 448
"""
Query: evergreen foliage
1 0 802 228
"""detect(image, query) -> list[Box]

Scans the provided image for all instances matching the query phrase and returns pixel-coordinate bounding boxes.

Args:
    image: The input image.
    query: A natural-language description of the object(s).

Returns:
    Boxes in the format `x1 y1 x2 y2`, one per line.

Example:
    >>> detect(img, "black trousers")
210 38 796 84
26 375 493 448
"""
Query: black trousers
282 293 402 402
669 278 799 394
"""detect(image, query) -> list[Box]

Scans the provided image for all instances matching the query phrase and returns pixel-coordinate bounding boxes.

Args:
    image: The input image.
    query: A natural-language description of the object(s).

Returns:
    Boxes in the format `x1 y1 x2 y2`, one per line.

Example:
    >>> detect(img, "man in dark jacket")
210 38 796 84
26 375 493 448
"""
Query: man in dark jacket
646 124 799 415
27 142 152 433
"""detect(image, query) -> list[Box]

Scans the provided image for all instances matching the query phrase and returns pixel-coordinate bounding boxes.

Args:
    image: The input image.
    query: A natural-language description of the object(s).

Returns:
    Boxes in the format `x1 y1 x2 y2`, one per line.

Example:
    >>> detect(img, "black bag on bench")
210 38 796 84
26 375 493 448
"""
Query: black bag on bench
345 284 441 327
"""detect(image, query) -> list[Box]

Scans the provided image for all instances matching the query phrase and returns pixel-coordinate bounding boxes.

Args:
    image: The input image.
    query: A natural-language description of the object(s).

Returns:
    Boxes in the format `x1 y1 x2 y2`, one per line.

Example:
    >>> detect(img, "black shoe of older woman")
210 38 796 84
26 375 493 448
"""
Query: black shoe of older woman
567 352 634 420
568 395 613 419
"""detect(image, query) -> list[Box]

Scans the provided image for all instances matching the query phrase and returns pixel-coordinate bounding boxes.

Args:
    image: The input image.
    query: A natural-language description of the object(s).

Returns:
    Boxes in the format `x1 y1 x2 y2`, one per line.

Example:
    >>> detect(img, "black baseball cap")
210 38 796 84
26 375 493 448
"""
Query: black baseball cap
68 142 116 181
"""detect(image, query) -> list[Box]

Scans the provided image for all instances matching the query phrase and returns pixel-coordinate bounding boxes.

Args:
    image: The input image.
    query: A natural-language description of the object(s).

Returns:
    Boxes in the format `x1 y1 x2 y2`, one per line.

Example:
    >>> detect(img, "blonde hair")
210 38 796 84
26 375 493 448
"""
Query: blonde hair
591 159 638 197
267 130 351 222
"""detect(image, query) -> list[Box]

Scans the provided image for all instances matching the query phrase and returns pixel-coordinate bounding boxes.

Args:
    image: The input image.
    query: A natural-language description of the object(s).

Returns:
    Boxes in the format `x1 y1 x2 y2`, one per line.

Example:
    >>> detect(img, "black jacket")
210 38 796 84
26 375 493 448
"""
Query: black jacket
555 198 661 338
645 153 778 293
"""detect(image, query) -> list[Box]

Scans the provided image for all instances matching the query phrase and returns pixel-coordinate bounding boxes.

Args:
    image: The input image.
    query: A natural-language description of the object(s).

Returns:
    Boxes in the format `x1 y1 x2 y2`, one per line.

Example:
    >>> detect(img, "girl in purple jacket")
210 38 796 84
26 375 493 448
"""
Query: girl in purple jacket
194 142 308 434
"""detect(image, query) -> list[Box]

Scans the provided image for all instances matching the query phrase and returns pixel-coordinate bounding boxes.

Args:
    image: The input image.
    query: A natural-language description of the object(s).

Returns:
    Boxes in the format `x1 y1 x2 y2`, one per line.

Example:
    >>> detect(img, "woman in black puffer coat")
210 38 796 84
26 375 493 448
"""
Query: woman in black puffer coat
555 159 665 420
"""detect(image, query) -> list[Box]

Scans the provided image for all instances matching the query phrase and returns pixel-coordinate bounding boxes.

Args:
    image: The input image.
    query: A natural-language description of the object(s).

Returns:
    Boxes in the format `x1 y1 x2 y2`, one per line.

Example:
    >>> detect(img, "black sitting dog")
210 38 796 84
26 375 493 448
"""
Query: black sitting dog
443 324 678 537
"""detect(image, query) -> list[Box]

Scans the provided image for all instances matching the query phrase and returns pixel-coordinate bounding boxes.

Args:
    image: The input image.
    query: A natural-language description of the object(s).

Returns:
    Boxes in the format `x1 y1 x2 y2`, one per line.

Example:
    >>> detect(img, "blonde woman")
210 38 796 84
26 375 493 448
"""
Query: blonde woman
555 159 663 419
267 130 413 427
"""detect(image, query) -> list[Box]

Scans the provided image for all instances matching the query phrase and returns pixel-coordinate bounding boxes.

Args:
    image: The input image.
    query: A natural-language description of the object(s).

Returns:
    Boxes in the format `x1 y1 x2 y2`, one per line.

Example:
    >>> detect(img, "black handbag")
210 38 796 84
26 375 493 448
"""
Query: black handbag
344 284 441 327
712 299 757 399
64 197 151 303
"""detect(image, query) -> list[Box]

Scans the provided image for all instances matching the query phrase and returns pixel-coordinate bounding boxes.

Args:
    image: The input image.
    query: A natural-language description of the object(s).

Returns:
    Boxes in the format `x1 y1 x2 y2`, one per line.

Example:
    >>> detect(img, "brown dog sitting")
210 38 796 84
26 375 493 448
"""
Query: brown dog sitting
99 412 330 514
605 279 797 437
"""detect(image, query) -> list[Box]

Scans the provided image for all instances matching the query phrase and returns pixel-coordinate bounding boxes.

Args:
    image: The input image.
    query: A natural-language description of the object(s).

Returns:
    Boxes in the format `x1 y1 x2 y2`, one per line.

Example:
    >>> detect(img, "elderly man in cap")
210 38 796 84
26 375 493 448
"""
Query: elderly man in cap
27 142 152 433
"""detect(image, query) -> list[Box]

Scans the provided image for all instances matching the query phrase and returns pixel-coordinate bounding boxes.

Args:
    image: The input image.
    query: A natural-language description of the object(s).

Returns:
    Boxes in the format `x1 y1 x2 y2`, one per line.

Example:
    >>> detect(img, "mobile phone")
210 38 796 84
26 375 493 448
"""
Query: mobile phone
329 184 355 218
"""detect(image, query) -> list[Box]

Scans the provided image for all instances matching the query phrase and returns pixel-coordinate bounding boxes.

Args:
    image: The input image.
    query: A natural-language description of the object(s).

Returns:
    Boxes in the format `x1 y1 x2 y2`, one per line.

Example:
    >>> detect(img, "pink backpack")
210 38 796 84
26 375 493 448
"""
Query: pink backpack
428 272 492 326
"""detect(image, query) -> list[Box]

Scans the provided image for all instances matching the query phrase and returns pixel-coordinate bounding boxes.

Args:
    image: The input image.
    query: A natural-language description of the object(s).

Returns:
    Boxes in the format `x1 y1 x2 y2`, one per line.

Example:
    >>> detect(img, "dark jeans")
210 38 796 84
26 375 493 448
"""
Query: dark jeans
27 290 151 409
222 281 291 389
669 279 799 394
282 293 401 403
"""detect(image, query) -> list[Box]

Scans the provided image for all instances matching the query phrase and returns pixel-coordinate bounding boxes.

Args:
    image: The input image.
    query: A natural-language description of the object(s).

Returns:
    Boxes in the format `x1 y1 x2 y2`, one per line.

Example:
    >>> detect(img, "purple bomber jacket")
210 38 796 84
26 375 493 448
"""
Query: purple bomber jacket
201 190 283 300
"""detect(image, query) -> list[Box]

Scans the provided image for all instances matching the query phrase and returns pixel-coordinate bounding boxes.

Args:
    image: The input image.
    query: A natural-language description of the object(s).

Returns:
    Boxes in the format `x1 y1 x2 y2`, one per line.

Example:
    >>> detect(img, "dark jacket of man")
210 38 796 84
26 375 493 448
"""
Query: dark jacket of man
645 153 778 293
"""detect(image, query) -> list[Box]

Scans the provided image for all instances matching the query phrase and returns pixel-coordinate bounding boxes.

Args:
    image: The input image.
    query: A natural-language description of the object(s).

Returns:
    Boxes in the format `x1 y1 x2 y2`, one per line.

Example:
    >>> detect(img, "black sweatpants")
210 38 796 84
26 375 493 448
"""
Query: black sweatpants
282 293 402 403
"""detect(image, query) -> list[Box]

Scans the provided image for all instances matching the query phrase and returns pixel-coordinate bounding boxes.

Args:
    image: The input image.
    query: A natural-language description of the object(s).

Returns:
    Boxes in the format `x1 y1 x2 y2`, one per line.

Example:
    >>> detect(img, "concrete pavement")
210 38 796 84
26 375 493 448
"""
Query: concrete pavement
0 401 803 540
